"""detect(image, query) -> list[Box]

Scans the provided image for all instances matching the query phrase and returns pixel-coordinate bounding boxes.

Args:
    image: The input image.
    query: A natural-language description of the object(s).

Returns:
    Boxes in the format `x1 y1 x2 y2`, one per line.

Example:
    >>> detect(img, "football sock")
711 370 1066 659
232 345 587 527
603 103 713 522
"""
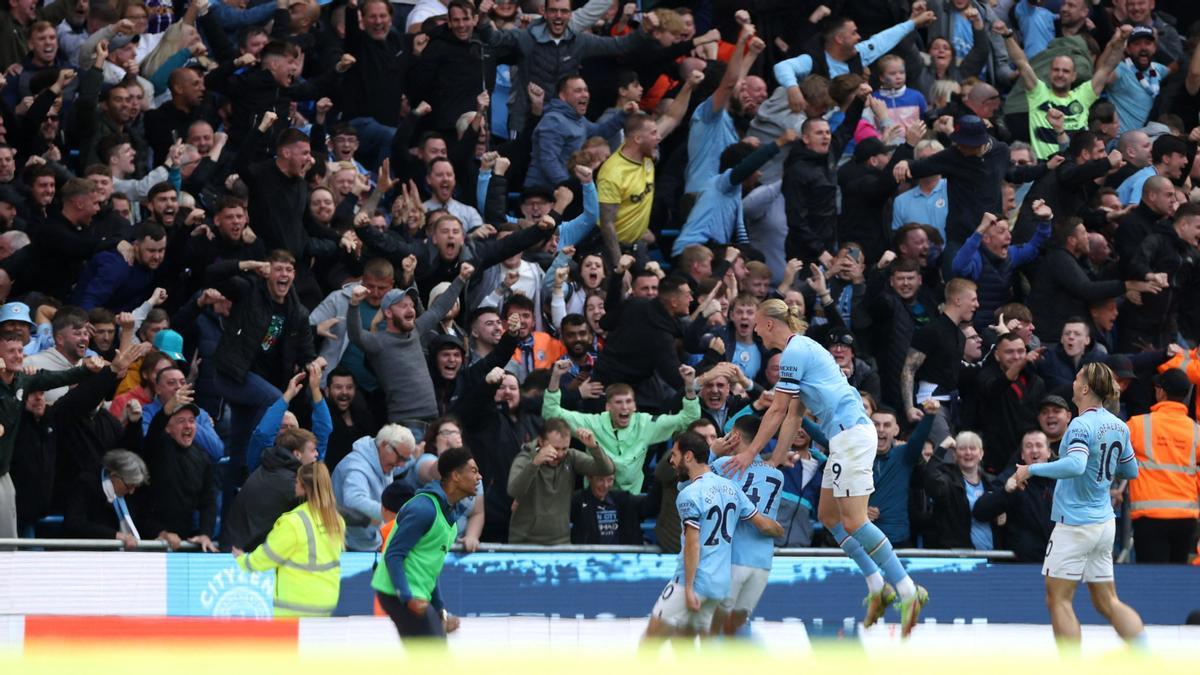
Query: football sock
850 522 916 599
829 522 884 593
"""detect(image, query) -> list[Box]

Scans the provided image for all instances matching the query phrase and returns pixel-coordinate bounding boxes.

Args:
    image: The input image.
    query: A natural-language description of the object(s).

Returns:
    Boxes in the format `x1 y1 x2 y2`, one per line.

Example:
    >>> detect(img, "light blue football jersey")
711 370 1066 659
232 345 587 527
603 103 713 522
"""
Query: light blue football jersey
1041 407 1136 526
712 456 783 570
776 335 871 439
674 471 757 600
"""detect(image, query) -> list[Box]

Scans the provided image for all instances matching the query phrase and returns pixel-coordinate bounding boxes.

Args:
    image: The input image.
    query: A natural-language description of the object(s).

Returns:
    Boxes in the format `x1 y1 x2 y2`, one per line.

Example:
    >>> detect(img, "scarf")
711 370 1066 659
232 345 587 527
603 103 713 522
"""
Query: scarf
1125 58 1160 97
517 335 535 372
102 469 141 541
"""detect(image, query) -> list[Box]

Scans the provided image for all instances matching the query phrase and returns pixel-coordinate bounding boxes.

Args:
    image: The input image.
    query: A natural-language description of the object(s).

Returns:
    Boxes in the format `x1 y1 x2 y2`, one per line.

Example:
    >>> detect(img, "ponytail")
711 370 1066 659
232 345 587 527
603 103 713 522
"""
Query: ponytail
297 462 344 548
758 298 807 334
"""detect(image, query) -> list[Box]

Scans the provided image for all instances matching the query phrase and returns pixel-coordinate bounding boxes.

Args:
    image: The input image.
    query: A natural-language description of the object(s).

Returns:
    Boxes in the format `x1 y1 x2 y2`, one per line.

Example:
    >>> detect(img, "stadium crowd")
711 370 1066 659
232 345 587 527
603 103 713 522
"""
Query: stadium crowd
0 0 1197 568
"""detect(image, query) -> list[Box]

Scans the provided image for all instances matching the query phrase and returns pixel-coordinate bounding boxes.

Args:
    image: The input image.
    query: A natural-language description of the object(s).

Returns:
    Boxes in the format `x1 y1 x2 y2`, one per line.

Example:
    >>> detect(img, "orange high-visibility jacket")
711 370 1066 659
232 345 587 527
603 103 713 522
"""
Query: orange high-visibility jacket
1127 401 1200 520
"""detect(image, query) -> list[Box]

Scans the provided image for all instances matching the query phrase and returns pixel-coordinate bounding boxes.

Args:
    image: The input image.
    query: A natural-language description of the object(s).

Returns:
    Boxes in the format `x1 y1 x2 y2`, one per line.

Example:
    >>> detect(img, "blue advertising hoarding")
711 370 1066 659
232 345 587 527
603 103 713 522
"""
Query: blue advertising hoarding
164 553 1200 624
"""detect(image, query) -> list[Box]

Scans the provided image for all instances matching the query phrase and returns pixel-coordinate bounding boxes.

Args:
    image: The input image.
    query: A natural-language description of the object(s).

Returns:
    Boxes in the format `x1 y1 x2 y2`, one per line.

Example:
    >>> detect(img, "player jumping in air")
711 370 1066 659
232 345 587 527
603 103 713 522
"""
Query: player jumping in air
725 299 927 636
1013 363 1146 647
644 431 783 640
710 415 786 636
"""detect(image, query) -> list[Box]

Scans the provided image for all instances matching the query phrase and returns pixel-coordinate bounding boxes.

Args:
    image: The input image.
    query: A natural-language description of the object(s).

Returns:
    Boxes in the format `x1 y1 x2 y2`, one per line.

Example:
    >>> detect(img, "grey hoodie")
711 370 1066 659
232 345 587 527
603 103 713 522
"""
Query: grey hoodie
748 87 806 184
332 435 405 551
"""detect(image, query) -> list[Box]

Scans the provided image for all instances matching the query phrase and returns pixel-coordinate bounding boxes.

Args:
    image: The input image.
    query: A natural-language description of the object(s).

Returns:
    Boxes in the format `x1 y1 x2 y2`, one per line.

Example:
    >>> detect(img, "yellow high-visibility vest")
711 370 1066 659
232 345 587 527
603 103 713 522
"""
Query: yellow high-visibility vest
237 501 344 617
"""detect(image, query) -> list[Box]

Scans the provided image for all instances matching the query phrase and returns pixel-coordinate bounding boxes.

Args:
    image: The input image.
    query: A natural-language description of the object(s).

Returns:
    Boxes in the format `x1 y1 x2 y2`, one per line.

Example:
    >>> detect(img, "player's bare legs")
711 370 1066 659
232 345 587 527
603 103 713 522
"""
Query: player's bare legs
1044 577 1083 643
710 608 729 636
642 616 676 642
1086 582 1146 641
723 610 750 635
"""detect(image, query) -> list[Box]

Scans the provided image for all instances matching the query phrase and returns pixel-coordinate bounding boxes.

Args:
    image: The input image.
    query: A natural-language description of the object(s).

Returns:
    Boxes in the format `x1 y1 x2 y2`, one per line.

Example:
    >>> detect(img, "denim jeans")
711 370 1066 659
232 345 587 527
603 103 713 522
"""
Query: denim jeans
212 370 281 470
348 116 398 172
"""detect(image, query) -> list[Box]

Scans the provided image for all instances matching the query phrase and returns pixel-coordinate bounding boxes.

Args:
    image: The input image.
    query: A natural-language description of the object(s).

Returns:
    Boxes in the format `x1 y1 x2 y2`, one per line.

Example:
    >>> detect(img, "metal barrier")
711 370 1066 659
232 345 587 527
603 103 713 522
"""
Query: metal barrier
0 538 200 551
0 538 1016 560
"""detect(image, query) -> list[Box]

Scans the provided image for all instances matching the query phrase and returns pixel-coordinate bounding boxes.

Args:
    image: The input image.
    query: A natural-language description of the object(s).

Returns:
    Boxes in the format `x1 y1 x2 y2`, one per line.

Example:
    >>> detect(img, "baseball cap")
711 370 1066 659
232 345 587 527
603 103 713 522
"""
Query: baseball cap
0 302 34 326
1128 25 1155 42
521 185 555 203
1104 354 1135 379
153 329 185 362
1039 394 1071 411
427 281 454 309
430 334 466 355
168 402 201 419
1153 369 1192 398
381 287 419 312
853 137 889 163
0 185 22 206
950 115 990 146
109 33 139 50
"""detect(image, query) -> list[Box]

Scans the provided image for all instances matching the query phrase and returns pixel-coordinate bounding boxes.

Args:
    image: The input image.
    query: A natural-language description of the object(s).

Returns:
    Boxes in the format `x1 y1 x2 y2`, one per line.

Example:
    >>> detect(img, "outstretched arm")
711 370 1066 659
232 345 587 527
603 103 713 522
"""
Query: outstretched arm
995 21 1039 92
711 24 755 112
1090 25 1132 98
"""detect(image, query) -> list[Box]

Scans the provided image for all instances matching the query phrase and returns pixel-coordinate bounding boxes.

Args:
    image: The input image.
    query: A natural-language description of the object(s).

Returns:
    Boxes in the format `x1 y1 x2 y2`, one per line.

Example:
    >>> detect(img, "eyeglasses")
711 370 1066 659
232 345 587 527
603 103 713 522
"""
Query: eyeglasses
437 429 461 437
384 443 406 464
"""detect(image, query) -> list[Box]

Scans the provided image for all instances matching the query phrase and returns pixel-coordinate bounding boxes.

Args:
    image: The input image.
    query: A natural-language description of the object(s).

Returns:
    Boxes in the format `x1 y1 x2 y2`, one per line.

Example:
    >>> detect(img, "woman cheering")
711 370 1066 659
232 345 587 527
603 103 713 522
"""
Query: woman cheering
235 462 345 617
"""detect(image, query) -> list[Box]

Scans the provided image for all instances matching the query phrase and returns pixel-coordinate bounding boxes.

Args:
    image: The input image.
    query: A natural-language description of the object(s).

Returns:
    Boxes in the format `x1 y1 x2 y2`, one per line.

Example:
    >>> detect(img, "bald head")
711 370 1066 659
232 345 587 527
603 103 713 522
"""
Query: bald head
1118 131 1152 167
967 82 998 104
1143 175 1176 216
1145 175 1173 195
965 82 1000 118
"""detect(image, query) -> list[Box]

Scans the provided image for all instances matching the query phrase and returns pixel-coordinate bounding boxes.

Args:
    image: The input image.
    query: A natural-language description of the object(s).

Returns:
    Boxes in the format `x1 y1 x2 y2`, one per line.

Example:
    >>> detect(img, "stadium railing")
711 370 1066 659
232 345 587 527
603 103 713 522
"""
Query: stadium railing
0 538 1017 560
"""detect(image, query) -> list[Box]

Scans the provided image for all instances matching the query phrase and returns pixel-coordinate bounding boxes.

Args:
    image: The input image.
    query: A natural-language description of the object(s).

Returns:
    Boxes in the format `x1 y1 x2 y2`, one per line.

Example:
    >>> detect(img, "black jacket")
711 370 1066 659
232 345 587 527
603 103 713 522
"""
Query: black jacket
835 146 909 262
973 466 1055 562
341 13 409 126
9 409 53 526
1027 246 1125 343
455 333 540 544
181 230 267 301
50 369 141 511
1015 157 1110 243
906 140 1041 246
409 24 493 133
223 66 340 144
143 100 219 166
570 487 657 546
863 280 938 410
235 128 323 264
923 462 1002 550
974 360 1045 474
782 98 864 262
63 470 145 540
1123 220 1197 348
326 397 378 474
1115 203 1169 277
359 220 554 303
221 444 301 551
593 297 685 393
24 213 122 301
207 259 318 386
138 411 217 539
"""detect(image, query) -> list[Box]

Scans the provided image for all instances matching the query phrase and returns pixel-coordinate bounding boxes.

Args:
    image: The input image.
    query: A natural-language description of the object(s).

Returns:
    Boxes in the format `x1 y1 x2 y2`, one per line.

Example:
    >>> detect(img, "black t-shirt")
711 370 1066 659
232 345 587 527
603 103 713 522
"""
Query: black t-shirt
592 496 620 545
252 300 288 385
911 313 965 393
